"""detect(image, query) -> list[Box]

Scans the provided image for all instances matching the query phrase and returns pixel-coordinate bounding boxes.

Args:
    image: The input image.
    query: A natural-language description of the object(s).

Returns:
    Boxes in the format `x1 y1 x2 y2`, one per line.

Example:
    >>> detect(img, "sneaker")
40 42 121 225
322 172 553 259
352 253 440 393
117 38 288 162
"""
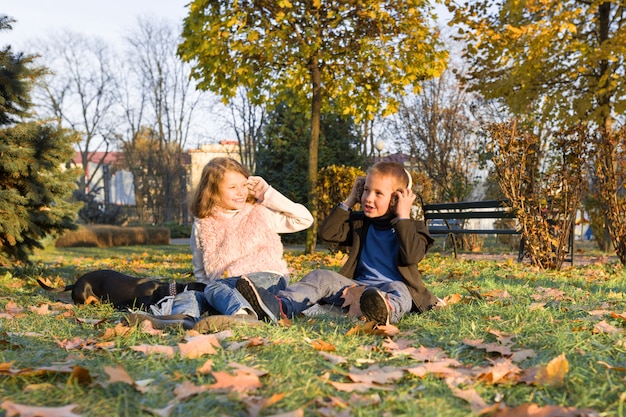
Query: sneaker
193 314 263 333
360 288 391 325
124 312 196 330
236 275 284 323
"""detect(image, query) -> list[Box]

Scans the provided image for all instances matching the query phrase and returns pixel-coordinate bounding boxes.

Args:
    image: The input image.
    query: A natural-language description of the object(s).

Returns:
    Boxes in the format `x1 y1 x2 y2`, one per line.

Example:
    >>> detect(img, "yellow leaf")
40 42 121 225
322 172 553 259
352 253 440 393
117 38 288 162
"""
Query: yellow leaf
534 353 569 387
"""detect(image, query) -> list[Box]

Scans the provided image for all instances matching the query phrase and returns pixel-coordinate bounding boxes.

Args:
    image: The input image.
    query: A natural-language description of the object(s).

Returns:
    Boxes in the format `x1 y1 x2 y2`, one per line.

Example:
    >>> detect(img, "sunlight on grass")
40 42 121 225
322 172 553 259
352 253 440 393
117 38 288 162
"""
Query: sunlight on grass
0 245 624 416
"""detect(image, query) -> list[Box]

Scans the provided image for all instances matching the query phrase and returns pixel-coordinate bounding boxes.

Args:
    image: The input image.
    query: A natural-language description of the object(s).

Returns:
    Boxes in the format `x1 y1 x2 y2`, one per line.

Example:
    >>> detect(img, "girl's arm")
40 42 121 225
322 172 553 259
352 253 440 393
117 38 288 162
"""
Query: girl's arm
190 222 209 281
259 186 314 233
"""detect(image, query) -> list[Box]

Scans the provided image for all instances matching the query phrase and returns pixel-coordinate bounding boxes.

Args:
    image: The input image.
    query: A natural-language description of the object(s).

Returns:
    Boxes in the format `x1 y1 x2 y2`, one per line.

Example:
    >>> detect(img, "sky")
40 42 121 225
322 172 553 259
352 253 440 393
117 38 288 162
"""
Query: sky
2 0 189 50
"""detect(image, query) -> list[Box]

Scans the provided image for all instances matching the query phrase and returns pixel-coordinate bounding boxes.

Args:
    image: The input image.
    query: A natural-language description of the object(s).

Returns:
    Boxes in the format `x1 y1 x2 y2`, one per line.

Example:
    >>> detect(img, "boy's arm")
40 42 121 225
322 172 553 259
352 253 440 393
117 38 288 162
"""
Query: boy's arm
394 219 434 265
318 204 353 245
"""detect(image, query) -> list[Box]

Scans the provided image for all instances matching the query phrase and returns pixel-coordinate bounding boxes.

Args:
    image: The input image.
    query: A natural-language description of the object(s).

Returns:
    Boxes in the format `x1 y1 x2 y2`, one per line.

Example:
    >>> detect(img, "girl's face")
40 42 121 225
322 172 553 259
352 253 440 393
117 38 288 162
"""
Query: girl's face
361 173 396 218
218 171 249 210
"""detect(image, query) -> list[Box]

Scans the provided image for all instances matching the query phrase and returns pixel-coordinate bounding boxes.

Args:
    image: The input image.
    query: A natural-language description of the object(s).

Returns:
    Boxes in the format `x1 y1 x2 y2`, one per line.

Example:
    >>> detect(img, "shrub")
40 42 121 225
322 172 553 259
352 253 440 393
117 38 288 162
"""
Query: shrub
55 225 170 248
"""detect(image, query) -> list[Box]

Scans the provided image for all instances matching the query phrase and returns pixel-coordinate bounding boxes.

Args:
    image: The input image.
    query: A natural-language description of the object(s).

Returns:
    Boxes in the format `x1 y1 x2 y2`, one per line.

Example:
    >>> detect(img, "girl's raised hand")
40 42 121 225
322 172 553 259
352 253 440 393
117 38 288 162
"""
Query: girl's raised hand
246 176 270 200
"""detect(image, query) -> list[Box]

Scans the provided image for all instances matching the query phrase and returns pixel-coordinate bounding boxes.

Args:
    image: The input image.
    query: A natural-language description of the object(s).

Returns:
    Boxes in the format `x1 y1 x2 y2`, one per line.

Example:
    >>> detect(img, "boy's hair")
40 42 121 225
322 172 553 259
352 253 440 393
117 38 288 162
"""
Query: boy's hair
190 157 255 218
367 161 412 190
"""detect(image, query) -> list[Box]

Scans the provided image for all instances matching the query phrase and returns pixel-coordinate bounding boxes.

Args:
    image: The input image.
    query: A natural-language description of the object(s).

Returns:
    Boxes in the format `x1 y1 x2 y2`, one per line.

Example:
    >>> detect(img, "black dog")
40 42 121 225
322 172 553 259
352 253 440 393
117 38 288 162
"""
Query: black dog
37 269 206 310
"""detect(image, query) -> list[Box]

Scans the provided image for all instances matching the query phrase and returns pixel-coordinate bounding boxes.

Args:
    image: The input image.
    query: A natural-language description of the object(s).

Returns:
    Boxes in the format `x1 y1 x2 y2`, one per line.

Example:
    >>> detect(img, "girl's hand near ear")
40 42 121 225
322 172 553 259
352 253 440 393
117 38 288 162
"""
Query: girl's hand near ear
395 188 416 219
246 176 270 200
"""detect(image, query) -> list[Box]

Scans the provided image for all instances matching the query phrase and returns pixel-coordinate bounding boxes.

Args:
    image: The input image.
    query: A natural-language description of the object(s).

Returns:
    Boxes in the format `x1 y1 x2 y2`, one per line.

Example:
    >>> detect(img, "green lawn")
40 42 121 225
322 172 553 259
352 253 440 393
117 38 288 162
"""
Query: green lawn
0 243 624 417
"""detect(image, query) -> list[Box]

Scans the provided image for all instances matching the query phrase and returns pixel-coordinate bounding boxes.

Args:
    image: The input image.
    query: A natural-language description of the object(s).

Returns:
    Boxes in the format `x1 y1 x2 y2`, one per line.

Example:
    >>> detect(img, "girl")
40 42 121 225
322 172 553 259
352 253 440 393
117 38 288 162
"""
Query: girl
128 157 313 330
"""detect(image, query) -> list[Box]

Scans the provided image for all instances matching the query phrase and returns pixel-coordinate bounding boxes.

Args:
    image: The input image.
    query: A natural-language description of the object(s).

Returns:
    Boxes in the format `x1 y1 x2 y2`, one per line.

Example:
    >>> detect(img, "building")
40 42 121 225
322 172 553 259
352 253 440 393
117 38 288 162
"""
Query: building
73 140 242 208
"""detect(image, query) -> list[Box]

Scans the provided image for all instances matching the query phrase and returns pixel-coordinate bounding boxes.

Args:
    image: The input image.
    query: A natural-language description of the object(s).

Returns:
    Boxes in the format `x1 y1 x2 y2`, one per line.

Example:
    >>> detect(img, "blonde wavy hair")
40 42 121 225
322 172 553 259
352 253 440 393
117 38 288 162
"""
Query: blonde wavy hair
190 157 256 219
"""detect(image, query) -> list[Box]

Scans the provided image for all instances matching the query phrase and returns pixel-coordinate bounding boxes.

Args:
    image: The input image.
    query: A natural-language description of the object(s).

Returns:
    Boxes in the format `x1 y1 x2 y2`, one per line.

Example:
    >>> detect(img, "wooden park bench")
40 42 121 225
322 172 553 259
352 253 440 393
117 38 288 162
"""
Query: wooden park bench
421 199 574 264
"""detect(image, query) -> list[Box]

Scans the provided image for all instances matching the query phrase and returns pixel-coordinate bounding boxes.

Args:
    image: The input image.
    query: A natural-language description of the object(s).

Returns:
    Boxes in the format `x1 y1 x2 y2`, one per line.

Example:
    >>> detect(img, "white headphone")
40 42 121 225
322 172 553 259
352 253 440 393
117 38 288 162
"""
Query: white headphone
404 168 413 190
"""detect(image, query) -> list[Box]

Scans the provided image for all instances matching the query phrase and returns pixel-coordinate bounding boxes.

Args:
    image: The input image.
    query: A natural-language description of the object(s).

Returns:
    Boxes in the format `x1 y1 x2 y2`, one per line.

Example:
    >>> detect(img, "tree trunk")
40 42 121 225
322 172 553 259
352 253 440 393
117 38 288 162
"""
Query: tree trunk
305 56 322 254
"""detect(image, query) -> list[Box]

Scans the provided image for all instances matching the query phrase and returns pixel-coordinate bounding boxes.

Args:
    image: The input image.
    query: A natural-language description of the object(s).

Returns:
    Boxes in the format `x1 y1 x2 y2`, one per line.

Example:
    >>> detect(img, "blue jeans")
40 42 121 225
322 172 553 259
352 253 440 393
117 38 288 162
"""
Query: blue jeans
171 272 288 318
277 269 412 323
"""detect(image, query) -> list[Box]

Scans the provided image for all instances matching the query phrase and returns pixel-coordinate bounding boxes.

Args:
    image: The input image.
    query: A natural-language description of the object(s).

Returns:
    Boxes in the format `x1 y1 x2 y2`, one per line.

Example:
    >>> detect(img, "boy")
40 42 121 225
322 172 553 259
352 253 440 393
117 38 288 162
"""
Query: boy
236 161 441 325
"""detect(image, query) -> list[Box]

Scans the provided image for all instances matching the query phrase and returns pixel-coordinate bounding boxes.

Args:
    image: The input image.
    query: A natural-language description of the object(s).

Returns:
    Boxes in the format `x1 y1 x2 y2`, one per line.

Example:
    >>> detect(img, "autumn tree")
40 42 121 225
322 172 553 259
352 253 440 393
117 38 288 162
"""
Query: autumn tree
0 16 81 263
179 0 447 252
384 69 480 203
117 16 206 224
32 32 119 206
449 0 626 262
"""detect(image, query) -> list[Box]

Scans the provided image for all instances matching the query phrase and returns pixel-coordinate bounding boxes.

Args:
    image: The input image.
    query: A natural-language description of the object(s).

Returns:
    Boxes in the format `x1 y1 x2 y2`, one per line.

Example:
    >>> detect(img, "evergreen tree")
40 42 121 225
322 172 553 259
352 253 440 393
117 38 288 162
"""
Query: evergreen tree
0 16 81 263
256 101 364 205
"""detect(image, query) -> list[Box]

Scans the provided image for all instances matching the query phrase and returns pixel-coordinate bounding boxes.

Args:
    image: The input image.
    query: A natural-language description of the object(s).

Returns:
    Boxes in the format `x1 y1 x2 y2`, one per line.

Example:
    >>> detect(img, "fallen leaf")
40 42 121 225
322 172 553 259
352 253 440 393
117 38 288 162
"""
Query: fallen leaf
208 369 262 392
178 334 220 359
130 344 177 358
347 364 404 385
104 364 135 386
486 403 600 417
593 320 623 335
196 359 214 375
319 351 347 365
341 285 366 317
240 393 286 417
1 400 83 417
534 353 569 387
308 338 336 352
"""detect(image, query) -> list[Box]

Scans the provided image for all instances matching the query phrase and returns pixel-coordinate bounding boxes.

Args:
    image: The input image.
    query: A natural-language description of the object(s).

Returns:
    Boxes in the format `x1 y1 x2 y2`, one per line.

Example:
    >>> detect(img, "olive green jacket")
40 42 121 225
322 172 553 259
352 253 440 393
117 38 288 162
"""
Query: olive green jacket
319 205 438 313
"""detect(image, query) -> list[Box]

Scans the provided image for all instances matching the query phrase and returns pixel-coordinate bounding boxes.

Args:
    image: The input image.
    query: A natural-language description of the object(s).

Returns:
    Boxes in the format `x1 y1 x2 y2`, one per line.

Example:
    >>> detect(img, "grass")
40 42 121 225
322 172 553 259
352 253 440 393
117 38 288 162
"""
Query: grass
0 242 625 417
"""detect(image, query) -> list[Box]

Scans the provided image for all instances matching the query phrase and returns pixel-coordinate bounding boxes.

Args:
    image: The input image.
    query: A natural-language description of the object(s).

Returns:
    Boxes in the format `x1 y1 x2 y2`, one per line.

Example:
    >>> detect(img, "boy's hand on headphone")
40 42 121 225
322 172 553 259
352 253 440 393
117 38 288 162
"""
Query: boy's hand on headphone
394 188 415 219
343 176 365 208
246 176 270 200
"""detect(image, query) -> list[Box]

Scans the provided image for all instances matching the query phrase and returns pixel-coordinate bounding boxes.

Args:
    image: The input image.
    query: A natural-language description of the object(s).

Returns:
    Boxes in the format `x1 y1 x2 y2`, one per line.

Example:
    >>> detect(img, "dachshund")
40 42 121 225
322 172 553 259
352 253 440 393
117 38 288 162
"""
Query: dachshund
36 269 206 310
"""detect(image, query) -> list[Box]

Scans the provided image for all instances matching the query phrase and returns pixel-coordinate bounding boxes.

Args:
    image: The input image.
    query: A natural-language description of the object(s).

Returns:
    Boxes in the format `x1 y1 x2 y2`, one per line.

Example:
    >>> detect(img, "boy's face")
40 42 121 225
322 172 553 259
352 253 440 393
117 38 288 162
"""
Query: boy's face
361 173 397 218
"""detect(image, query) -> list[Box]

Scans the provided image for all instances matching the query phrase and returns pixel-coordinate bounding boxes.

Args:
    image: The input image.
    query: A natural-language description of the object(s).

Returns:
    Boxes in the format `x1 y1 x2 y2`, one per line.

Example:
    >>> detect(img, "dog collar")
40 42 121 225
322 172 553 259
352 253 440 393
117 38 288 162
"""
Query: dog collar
169 281 177 296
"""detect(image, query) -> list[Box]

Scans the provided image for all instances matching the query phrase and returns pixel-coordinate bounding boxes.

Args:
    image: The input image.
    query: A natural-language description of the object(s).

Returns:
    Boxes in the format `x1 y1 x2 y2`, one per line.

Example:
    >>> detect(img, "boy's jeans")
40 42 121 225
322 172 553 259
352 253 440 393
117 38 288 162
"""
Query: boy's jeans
171 272 287 318
277 269 412 323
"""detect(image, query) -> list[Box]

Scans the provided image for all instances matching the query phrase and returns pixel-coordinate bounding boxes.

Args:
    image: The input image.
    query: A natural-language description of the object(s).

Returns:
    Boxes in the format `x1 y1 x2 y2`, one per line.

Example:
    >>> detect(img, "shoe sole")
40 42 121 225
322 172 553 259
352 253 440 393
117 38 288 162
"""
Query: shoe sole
360 289 391 325
236 276 279 323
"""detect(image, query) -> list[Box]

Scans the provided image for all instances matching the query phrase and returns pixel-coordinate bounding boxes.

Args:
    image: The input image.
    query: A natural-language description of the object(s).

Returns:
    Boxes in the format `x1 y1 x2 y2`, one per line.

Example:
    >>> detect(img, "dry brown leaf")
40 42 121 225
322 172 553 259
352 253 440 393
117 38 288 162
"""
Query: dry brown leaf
610 311 626 321
1 400 83 417
68 365 92 386
327 380 394 393
240 393 286 417
447 383 488 413
463 338 512 356
309 338 336 352
29 304 52 316
99 322 133 340
597 360 626 372
347 364 404 385
485 403 600 417
534 353 569 387
208 369 262 392
178 334 220 359
593 320 623 335
318 351 347 365
130 344 177 358
141 404 175 417
104 364 136 386
443 293 463 305
227 362 268 377
264 410 304 417
173 380 210 401
341 285 366 317
509 349 536 363
474 358 521 384
196 359 214 375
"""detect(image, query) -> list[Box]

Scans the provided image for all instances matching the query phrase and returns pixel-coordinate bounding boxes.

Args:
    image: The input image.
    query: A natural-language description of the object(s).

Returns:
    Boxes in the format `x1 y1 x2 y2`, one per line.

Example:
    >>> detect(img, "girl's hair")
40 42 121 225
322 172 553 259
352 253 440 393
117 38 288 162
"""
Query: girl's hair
190 157 255 218
367 161 412 190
